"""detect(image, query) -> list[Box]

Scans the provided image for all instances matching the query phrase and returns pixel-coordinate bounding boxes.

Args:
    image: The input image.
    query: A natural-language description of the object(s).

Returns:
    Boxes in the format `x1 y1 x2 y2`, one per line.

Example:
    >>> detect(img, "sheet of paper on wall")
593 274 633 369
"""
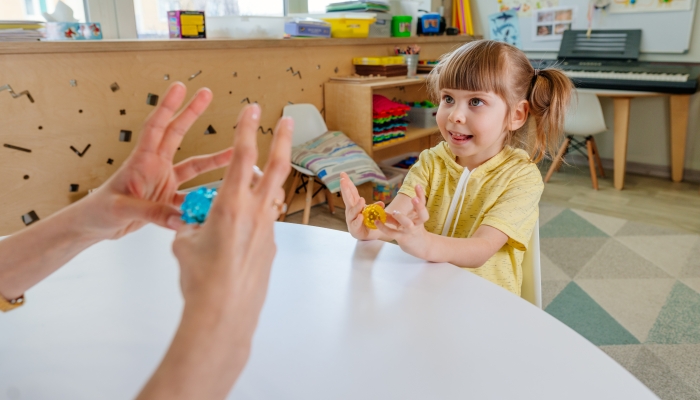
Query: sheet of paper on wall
532 6 574 41
608 0 691 13
499 0 558 17
488 11 522 48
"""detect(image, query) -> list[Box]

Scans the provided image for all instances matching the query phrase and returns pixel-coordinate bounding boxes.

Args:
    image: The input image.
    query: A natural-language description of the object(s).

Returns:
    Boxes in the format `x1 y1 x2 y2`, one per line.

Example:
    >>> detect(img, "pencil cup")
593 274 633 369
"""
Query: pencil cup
403 54 419 77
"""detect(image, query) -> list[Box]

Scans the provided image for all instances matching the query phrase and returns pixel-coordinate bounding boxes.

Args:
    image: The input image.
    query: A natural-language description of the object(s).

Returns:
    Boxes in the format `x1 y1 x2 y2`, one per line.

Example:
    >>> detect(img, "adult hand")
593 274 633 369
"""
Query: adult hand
339 172 385 240
81 82 233 240
172 103 292 316
375 184 431 258
137 104 293 400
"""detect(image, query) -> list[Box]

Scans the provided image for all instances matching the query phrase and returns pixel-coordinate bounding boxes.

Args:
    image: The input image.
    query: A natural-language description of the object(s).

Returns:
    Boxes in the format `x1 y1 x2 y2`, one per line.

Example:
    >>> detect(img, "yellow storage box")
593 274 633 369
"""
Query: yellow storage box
353 56 405 65
320 13 376 38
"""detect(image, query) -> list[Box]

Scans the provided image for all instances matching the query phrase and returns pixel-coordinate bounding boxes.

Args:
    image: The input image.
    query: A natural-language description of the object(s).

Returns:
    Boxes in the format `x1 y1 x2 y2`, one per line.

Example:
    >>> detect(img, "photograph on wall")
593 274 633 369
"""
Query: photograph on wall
532 6 574 41
488 10 522 48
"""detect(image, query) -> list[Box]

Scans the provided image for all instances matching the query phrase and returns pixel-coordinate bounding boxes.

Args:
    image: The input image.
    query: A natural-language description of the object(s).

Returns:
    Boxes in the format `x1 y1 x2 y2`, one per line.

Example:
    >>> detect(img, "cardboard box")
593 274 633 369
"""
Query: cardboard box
168 11 206 39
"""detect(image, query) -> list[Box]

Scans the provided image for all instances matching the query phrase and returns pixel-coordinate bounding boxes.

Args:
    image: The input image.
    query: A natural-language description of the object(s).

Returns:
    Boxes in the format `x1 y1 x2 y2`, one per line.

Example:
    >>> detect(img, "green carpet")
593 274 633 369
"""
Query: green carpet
540 203 700 400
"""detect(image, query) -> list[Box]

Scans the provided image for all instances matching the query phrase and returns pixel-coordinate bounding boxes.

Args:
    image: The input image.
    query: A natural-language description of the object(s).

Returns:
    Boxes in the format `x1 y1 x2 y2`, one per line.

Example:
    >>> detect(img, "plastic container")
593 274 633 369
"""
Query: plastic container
207 16 285 39
285 18 331 37
407 105 438 128
373 167 407 203
320 13 376 38
369 13 392 37
391 15 412 37
403 54 418 77
418 13 440 34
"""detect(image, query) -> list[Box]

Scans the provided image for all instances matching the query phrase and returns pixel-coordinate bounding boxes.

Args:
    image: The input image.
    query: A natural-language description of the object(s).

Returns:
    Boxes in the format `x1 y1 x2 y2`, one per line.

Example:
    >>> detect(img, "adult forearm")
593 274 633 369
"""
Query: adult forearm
0 201 104 299
423 234 496 268
137 298 255 400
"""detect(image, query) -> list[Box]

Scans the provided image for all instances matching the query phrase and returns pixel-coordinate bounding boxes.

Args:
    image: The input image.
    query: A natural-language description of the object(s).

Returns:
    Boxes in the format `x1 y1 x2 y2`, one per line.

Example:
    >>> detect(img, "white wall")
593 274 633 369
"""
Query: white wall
470 0 700 173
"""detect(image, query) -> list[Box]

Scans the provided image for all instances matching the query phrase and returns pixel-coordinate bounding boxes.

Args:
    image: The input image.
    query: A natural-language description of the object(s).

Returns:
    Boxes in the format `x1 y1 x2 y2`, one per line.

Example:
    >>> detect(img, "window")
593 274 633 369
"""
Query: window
307 0 335 13
133 0 283 38
0 0 86 21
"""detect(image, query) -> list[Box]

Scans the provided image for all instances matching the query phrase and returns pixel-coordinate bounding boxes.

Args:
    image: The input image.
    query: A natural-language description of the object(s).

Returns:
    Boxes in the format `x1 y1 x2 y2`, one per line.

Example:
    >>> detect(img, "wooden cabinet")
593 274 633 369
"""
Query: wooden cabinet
324 76 441 202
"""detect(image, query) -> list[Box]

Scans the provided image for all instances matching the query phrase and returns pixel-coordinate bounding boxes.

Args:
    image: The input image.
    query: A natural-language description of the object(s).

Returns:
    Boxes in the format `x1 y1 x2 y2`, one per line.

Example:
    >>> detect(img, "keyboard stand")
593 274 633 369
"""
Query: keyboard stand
576 89 692 190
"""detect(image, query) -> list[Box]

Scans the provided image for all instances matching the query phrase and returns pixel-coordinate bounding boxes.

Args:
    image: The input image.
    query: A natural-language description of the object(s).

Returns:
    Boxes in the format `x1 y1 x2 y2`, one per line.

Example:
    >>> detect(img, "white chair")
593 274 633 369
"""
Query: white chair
545 92 607 190
278 104 335 225
521 220 542 308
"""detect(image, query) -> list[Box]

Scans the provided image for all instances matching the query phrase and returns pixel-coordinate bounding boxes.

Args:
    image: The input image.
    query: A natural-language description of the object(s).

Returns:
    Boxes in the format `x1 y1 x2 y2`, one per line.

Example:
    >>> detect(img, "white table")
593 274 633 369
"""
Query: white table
0 223 657 400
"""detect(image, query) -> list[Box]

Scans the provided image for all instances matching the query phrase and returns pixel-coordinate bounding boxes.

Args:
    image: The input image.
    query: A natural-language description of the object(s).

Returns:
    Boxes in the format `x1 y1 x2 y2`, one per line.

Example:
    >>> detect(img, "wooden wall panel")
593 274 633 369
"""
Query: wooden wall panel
0 37 470 235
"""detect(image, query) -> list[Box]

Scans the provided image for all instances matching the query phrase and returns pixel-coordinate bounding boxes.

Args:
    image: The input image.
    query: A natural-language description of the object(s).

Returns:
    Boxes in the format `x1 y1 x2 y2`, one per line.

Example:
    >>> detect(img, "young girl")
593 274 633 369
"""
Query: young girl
339 40 573 295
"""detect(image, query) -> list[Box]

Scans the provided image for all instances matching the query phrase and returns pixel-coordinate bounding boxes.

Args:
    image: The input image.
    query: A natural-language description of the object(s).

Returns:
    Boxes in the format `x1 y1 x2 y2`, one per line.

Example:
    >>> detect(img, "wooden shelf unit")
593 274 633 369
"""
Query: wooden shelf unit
324 76 441 201
325 76 440 159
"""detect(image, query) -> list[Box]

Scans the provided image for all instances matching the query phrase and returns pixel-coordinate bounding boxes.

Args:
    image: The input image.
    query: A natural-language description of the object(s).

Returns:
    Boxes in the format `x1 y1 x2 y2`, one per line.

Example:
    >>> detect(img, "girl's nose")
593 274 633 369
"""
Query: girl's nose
448 109 465 124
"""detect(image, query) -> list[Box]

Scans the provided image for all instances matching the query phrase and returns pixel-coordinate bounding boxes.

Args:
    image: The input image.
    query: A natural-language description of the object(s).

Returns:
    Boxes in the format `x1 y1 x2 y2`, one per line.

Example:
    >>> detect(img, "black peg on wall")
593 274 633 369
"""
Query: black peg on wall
21 210 39 226
146 93 159 106
119 130 132 142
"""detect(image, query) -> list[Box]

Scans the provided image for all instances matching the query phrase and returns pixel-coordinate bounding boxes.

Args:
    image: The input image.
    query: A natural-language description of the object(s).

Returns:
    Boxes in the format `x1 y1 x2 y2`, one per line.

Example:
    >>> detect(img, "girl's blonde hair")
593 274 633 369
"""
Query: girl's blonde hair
427 40 574 163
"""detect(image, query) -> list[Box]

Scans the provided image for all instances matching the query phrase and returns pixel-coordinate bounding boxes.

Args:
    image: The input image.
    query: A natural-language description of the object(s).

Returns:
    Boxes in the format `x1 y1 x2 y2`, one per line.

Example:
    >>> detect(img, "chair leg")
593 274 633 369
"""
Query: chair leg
586 138 599 190
302 175 314 225
545 137 570 183
278 170 300 222
325 187 335 214
590 137 605 178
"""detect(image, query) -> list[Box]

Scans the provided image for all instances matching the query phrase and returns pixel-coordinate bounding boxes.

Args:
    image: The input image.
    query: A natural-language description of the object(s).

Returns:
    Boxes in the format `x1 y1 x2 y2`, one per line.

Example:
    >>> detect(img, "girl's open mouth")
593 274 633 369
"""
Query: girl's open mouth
449 131 473 143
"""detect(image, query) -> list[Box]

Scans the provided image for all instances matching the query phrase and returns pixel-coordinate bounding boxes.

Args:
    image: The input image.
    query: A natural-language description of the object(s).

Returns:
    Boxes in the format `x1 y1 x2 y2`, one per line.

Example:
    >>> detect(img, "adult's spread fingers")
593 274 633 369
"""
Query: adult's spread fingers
218 104 261 201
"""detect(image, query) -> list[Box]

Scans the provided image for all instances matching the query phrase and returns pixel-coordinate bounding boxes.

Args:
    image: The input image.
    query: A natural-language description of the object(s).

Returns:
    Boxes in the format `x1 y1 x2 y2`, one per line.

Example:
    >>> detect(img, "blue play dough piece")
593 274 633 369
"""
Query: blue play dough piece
181 187 217 224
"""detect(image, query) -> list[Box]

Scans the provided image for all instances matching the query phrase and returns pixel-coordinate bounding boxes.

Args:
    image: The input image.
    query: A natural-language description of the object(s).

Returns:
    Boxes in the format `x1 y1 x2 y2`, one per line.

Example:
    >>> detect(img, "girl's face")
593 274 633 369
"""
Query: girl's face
436 88 511 169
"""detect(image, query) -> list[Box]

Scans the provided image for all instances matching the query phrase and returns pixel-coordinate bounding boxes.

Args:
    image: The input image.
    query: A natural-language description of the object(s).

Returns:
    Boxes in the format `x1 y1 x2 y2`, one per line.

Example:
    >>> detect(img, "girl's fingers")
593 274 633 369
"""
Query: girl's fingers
158 88 214 160
138 82 188 153
339 172 359 204
339 175 356 207
391 210 415 229
173 148 234 185
412 185 430 223
218 105 261 200
375 220 400 237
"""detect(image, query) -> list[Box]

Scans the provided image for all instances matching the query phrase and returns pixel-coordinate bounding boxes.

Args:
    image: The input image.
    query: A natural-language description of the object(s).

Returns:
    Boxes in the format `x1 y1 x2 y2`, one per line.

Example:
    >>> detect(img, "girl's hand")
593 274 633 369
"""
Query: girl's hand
339 172 385 240
80 82 232 240
375 185 432 258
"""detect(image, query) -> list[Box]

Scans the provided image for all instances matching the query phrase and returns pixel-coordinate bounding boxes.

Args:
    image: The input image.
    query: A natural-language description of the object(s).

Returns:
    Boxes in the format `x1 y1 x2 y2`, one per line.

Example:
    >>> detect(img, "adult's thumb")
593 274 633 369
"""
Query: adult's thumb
118 196 183 230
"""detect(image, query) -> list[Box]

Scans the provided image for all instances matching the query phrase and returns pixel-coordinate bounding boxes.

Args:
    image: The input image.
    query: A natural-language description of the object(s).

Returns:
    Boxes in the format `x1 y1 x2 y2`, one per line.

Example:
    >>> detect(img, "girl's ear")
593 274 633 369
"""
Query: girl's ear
509 100 530 131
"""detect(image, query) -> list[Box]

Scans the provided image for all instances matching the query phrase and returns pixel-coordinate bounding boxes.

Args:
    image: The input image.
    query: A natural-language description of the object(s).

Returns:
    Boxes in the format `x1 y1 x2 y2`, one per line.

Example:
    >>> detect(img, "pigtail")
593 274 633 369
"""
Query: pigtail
527 68 574 163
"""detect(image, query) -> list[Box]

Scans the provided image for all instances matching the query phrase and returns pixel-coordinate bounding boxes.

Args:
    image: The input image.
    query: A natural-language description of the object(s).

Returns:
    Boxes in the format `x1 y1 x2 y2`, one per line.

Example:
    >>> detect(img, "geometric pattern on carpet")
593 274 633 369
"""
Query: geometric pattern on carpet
539 203 700 400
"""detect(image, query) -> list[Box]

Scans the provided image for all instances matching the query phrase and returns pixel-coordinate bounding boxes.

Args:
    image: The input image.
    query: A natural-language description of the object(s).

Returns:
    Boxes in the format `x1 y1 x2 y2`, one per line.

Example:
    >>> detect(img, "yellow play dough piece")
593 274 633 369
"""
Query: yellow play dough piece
362 203 387 229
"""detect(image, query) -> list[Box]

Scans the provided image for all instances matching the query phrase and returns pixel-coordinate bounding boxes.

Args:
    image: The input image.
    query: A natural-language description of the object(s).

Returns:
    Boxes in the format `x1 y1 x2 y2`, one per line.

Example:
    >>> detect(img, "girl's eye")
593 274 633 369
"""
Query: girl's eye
469 98 484 107
443 95 454 104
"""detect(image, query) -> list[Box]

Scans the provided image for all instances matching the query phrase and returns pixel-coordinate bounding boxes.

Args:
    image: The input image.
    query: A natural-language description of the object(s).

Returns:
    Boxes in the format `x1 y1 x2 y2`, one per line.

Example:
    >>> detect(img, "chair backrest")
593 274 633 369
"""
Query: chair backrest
521 219 542 308
564 92 607 136
282 104 328 147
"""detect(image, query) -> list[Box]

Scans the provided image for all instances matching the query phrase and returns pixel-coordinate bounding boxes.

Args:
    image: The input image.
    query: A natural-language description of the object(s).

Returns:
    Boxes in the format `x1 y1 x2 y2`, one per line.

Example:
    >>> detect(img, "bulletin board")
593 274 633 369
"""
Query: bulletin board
516 0 697 53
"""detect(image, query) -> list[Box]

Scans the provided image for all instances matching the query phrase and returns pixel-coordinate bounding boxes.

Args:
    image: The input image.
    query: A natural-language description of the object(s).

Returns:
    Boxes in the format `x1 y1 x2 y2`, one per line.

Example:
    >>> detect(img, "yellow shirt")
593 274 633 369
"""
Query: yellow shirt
397 142 543 295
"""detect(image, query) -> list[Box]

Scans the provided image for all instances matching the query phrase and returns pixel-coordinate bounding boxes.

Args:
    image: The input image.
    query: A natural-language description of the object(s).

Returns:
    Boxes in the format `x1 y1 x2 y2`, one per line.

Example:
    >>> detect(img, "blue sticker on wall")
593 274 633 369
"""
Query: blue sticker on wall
488 10 522 49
